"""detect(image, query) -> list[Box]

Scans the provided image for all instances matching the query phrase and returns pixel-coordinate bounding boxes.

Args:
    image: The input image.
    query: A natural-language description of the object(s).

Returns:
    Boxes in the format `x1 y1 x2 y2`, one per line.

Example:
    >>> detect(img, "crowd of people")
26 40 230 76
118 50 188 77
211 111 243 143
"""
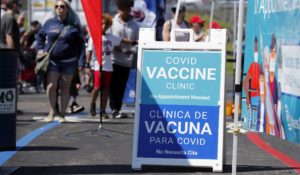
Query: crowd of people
0 0 222 122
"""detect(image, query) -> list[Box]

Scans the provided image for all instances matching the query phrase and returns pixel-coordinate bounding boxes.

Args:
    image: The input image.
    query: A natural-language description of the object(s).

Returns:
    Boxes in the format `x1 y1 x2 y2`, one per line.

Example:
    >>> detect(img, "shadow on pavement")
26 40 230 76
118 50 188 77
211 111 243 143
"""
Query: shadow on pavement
17 146 78 151
12 164 296 175
236 164 299 173
63 127 132 137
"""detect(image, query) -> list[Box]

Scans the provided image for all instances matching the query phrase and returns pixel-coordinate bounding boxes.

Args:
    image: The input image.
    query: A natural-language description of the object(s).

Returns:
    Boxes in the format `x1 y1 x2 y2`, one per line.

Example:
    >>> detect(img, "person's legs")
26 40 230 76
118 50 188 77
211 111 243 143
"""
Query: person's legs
59 73 73 120
69 72 78 105
84 68 92 93
46 71 60 121
115 66 130 111
99 71 111 118
100 87 109 118
90 70 100 116
101 87 109 112
100 71 111 111
109 64 130 118
67 71 84 114
109 65 121 112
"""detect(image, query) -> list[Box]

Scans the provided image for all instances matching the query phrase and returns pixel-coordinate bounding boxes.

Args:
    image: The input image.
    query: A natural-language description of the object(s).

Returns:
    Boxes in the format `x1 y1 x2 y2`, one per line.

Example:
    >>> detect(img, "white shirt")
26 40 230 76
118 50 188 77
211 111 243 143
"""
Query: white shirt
1 9 6 18
135 10 157 28
88 34 121 71
87 37 96 69
170 19 190 42
111 14 139 67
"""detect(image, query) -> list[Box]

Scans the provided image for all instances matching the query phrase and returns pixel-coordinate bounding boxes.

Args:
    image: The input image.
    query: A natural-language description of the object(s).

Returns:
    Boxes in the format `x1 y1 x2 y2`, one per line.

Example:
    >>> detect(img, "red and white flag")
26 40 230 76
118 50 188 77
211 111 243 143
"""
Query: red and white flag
81 0 102 64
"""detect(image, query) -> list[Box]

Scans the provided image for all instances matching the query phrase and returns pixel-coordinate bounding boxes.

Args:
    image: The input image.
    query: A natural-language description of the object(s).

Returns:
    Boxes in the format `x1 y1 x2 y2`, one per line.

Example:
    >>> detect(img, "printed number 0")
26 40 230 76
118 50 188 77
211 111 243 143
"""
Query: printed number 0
5 90 14 102
0 90 14 103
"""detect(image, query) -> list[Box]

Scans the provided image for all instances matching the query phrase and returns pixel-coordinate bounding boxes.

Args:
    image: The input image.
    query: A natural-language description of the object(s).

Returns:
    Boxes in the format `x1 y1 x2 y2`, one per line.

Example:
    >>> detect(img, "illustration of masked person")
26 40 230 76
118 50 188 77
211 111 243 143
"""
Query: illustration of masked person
258 47 269 132
243 37 261 130
269 34 281 136
263 34 280 137
258 67 265 132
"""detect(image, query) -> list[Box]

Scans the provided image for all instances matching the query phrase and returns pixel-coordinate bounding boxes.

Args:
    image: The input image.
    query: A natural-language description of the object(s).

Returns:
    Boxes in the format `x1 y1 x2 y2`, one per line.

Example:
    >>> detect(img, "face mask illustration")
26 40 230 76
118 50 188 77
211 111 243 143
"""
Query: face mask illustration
269 57 276 72
254 52 258 62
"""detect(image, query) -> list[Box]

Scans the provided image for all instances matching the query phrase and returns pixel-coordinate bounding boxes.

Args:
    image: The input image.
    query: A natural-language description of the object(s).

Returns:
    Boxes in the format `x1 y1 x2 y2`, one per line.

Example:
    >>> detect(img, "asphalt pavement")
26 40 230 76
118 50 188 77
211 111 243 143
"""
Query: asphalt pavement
0 85 299 175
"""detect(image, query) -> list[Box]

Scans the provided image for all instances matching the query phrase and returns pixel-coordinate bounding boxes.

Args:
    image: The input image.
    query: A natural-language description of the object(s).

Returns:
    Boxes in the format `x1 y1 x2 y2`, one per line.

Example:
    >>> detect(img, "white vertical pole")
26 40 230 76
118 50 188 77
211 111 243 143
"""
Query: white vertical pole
170 0 182 42
232 0 245 175
173 0 181 29
27 0 32 29
208 0 215 41
233 1 237 60
232 1 238 100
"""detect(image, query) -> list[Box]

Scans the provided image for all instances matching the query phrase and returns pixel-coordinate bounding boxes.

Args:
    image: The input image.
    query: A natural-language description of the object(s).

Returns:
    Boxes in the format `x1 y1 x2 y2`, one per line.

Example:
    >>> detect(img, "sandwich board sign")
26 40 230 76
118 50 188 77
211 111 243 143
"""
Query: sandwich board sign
132 28 227 172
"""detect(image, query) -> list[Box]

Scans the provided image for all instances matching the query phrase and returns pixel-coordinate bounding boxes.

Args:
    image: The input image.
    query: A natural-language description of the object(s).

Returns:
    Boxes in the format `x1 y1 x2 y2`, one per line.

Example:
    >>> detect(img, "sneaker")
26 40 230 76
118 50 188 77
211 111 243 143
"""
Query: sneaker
112 110 121 119
66 106 73 114
68 102 84 114
90 103 96 117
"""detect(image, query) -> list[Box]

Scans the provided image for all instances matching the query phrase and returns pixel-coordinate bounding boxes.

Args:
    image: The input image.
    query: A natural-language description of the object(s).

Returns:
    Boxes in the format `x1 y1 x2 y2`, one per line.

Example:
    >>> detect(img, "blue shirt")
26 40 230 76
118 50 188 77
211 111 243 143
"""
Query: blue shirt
36 17 85 67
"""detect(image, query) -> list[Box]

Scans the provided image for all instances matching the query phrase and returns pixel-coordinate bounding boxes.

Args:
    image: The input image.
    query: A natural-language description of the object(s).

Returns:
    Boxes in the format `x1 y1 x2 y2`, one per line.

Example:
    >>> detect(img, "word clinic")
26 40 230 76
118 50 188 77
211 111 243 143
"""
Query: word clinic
146 67 217 80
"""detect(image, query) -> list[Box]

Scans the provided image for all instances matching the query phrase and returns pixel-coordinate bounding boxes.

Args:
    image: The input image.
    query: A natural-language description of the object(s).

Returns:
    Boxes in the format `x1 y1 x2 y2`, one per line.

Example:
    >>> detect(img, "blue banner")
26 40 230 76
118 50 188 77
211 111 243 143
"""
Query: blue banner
242 0 300 143
137 50 223 159
123 69 137 104
138 104 219 159
141 50 221 105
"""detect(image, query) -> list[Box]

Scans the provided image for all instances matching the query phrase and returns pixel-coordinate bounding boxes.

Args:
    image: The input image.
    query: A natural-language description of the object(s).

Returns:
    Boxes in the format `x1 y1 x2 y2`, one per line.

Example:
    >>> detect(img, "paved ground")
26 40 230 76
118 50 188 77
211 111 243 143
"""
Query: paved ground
0 81 300 175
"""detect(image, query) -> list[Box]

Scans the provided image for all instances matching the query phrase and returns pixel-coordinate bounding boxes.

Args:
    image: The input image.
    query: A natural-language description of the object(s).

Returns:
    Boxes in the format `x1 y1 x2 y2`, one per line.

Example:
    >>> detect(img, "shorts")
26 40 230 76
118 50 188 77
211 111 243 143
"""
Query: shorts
94 70 112 88
48 59 77 75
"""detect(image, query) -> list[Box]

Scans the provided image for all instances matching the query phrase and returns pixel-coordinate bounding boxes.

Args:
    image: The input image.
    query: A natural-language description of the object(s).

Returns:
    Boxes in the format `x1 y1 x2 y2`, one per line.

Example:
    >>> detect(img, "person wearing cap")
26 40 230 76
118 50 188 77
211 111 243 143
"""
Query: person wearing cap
36 0 85 122
131 0 156 28
109 0 139 119
208 21 221 29
203 21 222 41
189 15 205 42
162 4 189 42
267 34 280 136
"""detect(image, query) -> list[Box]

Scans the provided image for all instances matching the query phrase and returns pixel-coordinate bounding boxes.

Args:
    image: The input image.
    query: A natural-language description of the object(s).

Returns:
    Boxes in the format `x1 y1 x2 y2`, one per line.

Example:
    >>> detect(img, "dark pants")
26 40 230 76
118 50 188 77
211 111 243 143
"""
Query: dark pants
69 71 80 97
109 64 130 111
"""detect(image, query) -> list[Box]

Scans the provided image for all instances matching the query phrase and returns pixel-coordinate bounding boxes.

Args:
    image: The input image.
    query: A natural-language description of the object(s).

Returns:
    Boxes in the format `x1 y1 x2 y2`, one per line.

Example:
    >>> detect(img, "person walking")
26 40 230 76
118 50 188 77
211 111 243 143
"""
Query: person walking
87 13 137 118
66 70 85 114
36 0 85 122
109 0 139 119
